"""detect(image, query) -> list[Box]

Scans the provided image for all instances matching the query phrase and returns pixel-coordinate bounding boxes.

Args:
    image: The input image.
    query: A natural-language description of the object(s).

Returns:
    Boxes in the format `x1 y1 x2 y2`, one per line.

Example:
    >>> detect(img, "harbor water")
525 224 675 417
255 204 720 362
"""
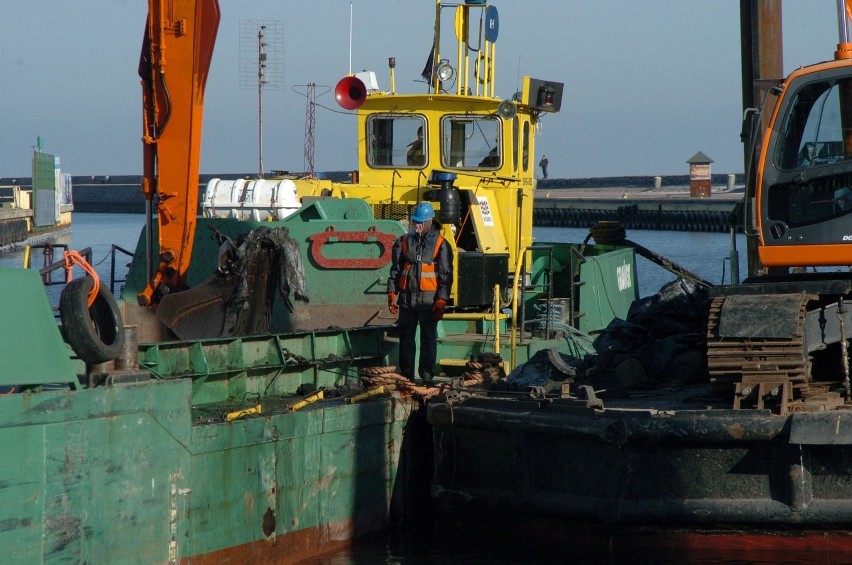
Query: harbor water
535 225 748 297
0 213 143 305
0 214 747 304
2 214 826 564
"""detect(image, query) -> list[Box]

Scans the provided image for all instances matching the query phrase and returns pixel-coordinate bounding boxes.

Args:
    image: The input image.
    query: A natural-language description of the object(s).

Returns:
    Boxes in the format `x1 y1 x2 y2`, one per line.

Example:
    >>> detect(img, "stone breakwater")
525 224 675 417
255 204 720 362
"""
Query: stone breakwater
64 173 258 214
534 183 742 233
0 173 744 232
537 173 744 190
0 172 351 214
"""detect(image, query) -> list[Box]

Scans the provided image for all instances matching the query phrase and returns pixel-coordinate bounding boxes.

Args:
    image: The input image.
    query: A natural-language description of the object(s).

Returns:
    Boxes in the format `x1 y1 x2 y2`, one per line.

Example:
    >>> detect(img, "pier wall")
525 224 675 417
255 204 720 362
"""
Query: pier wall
536 173 744 190
1 173 743 232
63 174 256 214
534 194 738 233
534 203 734 233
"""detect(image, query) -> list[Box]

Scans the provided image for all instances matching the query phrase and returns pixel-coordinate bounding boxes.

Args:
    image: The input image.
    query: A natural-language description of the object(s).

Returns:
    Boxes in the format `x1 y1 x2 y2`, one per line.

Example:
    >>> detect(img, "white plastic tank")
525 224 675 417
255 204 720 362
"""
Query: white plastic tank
202 178 301 221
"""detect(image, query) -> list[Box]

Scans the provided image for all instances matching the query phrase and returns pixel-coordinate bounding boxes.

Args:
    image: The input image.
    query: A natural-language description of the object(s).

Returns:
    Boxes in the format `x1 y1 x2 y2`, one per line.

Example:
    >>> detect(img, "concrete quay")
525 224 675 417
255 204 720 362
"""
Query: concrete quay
533 181 742 233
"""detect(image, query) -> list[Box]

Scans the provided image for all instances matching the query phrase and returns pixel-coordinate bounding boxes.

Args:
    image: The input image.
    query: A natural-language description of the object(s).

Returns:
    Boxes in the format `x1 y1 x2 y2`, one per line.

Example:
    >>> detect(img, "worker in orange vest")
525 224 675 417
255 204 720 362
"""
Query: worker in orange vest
387 202 453 383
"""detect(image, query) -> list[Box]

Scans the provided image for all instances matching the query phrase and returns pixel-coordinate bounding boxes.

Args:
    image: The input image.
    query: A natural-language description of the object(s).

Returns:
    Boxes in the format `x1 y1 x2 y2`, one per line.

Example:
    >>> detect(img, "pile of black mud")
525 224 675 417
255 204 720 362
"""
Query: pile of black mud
505 279 710 397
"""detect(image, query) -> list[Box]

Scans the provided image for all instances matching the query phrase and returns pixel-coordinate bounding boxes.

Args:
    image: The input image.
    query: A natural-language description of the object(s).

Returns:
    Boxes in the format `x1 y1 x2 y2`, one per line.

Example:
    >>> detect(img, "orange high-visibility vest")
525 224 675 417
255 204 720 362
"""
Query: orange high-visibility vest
398 233 445 291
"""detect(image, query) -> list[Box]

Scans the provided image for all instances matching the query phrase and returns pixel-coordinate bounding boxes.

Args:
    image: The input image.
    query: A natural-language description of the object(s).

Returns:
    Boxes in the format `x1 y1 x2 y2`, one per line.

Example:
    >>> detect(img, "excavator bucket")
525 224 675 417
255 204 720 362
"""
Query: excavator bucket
156 226 309 340
155 274 232 340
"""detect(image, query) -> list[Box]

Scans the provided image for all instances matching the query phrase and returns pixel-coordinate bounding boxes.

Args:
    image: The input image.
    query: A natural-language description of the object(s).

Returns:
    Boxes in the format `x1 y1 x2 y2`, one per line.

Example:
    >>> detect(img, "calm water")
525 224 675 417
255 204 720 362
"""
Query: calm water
1 215 747 303
2 215 817 564
0 213 143 304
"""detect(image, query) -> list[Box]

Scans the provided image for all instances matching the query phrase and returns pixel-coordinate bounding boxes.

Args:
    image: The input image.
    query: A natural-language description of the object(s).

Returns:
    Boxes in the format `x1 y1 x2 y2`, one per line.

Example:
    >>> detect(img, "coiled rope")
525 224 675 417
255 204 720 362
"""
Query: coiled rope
360 354 504 401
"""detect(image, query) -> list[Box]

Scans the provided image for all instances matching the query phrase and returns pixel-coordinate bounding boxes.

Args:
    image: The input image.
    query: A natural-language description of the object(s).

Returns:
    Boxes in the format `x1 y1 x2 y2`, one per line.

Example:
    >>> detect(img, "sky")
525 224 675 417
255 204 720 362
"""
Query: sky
0 1 841 180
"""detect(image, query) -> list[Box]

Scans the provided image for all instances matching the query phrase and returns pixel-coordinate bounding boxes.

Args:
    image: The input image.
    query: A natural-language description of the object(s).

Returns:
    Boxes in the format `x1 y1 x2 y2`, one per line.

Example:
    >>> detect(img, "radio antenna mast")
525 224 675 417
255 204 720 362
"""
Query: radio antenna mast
349 3 353 75
304 83 316 177
257 26 267 178
240 20 284 177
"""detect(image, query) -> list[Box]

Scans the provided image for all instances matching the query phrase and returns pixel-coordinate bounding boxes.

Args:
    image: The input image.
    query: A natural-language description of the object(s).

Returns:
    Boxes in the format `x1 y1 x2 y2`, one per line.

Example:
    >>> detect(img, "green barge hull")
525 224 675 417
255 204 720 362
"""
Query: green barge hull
2 267 422 563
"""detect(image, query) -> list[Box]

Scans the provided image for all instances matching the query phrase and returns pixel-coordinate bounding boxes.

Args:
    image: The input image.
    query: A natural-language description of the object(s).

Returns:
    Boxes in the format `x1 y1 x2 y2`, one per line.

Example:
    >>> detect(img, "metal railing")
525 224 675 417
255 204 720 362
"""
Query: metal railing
25 242 133 297
109 244 134 296
518 245 556 345
24 243 92 286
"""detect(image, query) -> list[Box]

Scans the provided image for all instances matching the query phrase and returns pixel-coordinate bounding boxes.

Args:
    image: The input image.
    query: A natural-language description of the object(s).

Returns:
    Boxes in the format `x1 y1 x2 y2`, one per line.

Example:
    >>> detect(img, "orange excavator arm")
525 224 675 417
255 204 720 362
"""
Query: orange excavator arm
138 0 220 307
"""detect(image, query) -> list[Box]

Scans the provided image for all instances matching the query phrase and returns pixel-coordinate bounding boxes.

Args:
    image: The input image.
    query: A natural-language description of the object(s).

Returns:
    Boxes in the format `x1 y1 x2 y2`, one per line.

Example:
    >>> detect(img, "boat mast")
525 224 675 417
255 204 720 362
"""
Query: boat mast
432 0 442 94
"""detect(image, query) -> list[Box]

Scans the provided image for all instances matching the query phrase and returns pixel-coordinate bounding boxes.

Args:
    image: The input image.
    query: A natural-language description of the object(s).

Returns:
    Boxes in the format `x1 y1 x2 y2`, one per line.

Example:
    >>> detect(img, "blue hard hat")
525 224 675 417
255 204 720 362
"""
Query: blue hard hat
411 201 435 222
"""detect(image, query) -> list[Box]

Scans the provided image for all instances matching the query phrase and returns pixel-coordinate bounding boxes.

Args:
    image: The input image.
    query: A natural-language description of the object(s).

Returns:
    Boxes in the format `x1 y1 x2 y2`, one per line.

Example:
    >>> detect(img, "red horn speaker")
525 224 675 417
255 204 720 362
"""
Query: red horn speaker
335 76 367 110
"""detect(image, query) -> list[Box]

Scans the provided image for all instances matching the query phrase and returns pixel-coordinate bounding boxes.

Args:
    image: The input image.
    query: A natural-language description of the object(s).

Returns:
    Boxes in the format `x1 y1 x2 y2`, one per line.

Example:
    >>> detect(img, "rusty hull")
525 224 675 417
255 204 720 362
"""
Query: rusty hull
0 360 424 563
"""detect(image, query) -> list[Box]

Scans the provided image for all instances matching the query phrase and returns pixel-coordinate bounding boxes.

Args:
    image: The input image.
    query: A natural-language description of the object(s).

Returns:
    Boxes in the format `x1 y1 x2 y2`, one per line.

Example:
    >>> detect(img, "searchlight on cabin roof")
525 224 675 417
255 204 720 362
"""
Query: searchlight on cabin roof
497 99 517 118
435 59 455 83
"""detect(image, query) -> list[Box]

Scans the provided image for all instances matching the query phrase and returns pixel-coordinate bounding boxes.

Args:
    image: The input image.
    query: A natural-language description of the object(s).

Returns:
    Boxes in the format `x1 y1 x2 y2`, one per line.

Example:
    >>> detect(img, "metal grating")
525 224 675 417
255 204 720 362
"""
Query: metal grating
371 202 412 223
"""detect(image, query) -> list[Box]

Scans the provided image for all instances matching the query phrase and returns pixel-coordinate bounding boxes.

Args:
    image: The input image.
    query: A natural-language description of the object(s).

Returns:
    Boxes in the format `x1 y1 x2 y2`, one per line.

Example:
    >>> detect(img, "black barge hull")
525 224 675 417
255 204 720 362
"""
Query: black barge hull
428 396 852 525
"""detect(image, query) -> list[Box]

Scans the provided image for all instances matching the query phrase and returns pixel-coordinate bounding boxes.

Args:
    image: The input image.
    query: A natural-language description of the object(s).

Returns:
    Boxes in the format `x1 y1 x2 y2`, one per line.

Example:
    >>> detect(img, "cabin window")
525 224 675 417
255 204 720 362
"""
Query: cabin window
522 121 530 171
775 79 852 171
366 115 427 168
512 116 519 172
440 116 501 169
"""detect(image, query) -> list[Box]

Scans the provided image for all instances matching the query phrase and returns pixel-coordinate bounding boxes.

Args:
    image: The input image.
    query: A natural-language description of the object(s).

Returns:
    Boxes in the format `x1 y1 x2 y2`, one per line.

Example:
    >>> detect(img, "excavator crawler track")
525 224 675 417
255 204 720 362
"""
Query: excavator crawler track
707 293 815 414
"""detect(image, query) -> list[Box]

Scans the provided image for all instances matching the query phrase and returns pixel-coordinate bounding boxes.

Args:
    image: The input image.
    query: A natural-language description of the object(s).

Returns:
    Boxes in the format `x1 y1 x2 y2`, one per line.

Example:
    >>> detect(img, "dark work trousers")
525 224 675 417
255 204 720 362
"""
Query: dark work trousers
398 307 438 380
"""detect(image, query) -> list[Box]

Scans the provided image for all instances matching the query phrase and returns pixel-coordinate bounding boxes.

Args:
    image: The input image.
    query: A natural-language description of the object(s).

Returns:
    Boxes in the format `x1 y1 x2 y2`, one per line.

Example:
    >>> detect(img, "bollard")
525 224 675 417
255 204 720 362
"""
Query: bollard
727 174 735 191
115 325 139 370
92 360 114 373
653 176 662 190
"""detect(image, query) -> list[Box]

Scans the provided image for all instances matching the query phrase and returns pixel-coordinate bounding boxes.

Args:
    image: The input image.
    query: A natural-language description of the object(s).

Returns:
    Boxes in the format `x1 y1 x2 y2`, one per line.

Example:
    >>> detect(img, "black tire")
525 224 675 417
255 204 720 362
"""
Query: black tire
60 276 124 365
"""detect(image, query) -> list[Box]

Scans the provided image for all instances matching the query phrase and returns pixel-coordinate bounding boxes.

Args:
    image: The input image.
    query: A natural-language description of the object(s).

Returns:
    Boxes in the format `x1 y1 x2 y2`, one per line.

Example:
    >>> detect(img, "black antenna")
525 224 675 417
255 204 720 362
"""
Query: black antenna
516 55 521 95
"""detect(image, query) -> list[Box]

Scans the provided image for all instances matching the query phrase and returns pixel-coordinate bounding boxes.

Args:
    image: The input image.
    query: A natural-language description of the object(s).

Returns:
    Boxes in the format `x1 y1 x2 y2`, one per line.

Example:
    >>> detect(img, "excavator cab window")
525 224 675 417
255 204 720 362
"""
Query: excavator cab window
776 79 849 171
767 179 852 228
764 77 852 231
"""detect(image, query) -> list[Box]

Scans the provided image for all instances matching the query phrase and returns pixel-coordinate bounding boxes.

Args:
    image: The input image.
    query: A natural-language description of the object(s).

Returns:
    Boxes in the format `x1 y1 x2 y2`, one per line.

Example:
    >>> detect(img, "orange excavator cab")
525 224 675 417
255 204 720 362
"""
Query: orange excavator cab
750 0 852 270
708 0 852 413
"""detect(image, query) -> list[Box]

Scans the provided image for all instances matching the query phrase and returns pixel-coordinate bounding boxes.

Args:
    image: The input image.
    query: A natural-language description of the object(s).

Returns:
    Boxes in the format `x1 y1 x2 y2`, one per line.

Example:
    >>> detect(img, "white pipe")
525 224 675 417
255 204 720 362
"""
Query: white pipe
349 3 353 75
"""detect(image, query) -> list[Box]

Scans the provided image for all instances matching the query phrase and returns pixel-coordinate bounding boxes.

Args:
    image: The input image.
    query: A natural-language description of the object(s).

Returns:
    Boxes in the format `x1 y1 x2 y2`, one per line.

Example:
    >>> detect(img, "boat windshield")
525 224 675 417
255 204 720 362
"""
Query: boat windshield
440 115 501 170
366 115 428 169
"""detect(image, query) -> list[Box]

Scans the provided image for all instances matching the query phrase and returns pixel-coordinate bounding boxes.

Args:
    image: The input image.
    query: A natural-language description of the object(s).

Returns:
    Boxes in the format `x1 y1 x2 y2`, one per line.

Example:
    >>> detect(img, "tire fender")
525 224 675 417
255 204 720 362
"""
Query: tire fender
60 276 125 365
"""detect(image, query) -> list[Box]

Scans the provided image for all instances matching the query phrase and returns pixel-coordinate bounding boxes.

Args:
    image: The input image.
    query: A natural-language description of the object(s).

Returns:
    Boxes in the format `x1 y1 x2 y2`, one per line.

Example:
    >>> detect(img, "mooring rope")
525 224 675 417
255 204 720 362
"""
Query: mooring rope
589 220 712 287
359 354 504 401
63 250 101 307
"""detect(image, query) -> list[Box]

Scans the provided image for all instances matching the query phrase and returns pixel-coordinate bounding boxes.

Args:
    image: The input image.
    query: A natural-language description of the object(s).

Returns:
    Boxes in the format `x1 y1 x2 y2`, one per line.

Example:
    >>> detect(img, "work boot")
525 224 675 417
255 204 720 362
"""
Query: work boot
419 370 434 385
